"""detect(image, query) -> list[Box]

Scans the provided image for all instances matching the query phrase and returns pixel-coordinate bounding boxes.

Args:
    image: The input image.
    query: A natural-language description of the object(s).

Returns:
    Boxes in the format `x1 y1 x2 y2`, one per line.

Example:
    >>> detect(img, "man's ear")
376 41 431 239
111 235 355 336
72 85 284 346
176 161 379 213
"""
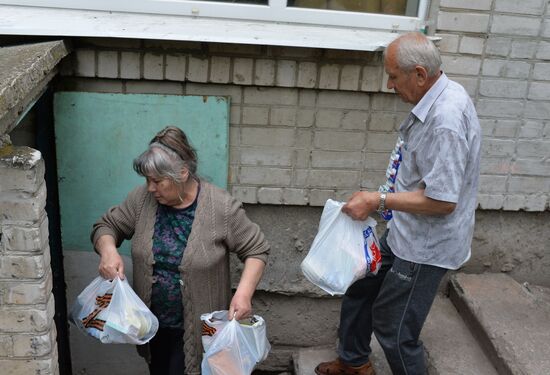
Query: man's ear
415 65 429 86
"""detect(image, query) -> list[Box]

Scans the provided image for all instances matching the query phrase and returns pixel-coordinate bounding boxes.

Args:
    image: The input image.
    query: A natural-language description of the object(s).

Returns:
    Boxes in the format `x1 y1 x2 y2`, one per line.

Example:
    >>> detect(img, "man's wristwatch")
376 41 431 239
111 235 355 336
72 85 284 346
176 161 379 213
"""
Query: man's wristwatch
377 192 387 213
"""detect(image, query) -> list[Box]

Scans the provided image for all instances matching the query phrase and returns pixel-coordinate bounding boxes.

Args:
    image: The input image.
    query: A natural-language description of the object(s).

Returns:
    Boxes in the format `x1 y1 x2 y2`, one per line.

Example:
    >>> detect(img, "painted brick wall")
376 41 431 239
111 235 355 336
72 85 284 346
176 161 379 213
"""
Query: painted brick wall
0 147 59 375
59 0 550 212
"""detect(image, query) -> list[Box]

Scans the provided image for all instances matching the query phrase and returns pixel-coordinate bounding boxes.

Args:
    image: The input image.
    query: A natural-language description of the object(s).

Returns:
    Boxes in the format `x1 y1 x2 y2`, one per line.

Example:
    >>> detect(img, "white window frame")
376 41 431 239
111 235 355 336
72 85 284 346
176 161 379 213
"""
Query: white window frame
0 0 428 31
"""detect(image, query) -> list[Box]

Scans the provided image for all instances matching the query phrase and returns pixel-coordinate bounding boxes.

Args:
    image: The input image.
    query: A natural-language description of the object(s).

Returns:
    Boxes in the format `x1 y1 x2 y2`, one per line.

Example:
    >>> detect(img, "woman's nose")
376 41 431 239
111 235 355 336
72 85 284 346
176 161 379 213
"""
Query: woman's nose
147 182 156 192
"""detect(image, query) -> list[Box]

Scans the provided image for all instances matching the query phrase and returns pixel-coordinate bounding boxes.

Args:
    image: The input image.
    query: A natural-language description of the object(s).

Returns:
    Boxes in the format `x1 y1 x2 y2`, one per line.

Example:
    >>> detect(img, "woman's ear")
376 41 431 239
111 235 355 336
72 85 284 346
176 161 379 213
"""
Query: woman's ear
181 168 190 182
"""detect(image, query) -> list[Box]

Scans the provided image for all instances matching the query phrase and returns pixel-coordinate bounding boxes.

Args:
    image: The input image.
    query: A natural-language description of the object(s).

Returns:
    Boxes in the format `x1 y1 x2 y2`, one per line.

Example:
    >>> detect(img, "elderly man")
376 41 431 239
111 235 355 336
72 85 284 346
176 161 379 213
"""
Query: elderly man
315 32 481 375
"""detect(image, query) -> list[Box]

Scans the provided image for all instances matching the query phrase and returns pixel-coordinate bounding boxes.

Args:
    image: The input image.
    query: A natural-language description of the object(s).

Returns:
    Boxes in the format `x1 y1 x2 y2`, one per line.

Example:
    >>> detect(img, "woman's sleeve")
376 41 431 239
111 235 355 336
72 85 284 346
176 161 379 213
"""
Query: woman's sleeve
224 196 270 264
90 186 142 249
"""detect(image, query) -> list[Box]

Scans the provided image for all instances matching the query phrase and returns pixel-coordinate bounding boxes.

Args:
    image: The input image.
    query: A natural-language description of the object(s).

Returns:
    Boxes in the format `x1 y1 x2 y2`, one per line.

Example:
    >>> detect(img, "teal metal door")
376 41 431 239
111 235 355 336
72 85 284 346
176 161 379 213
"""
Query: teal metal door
54 92 229 255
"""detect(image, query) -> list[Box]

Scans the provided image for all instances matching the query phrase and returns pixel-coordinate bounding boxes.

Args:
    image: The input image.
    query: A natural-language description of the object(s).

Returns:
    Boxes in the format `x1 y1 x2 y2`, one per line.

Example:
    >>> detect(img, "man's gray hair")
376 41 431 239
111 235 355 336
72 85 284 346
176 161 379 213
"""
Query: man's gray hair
388 32 442 77
133 142 189 183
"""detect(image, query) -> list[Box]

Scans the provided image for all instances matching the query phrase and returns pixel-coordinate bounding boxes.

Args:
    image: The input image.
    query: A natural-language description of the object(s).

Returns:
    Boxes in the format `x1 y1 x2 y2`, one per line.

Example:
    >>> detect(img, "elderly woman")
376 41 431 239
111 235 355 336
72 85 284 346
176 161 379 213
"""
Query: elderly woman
91 126 269 375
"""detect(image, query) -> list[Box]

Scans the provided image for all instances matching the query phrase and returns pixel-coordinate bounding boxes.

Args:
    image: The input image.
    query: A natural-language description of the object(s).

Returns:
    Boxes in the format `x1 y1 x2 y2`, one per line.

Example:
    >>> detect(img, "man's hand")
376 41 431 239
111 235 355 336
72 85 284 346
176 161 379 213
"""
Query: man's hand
342 191 380 221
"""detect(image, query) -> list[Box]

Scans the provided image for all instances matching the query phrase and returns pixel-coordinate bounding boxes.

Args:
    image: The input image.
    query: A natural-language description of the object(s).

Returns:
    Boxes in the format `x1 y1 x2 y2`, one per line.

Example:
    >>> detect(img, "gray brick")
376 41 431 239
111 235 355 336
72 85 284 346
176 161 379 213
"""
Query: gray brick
482 139 516 157
257 187 283 204
313 131 365 151
525 101 550 120
342 110 368 130
299 90 316 107
239 167 291 185
366 132 400 152
491 15 541 36
308 170 360 188
481 59 530 79
528 82 550 100
543 20 550 38
233 58 254 85
441 55 481 75
143 53 163 80
311 150 363 168
524 194 549 211
1 272 52 305
97 51 118 78
371 94 398 111
319 64 340 90
241 128 295 146
165 54 187 82
476 99 524 118
317 91 369 110
0 295 54 333
0 183 46 222
478 175 508 193
480 157 512 175
276 60 297 87
437 11 490 33
240 147 293 166
186 83 242 104
508 176 550 193
230 106 241 125
282 188 308 205
209 56 231 84
12 329 54 357
436 33 460 53
293 169 309 186
229 146 239 164
75 49 95 77
512 159 550 177
477 194 505 209
439 0 492 10
0 252 48 279
120 51 140 79
0 335 11 356
479 79 527 99
502 195 526 211
519 121 544 138
365 152 390 170
360 65 382 92
339 65 361 91
369 112 399 131
270 107 296 126
297 62 317 88
296 129 312 148
533 63 550 81
231 186 257 204
535 41 550 60
309 189 335 206
254 59 275 86
380 72 392 93
297 109 315 127
451 76 477 97
2 217 48 253
459 36 484 55
295 149 310 168
493 119 521 138
0 158 44 194
486 37 512 57
316 109 343 128
125 81 182 95
516 140 550 158
510 40 537 59
0 356 57 375
244 87 298 105
494 0 545 15
479 119 496 136
242 107 269 125
187 56 209 83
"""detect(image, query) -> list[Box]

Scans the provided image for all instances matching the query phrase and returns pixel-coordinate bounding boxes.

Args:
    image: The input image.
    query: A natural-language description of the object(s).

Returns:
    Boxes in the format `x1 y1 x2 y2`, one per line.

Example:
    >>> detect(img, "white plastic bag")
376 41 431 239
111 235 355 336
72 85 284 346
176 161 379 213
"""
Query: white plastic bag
201 310 270 375
69 276 159 344
301 199 382 295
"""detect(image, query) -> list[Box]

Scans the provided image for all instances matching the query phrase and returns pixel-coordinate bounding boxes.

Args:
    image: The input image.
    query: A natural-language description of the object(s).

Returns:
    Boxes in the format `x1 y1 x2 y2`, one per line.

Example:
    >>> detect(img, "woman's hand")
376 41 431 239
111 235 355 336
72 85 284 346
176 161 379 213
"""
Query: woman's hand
228 292 252 321
96 235 125 280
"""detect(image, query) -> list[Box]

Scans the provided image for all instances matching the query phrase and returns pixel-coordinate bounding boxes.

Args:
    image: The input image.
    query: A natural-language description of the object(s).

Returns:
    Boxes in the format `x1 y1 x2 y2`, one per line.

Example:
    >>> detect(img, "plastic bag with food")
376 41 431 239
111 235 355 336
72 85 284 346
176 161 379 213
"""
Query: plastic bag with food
69 276 158 344
201 310 270 375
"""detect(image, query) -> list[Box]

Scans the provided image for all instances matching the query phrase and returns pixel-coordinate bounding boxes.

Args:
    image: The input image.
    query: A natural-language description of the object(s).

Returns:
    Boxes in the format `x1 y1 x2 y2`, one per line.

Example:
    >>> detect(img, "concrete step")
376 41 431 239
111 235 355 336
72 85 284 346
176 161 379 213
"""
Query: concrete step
449 273 550 375
292 338 392 375
422 295 498 375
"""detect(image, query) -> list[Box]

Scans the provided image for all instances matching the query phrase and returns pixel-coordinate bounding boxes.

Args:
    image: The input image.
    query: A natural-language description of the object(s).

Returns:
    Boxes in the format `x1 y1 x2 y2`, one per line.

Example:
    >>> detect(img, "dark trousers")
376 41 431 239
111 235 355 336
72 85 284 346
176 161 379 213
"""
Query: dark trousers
338 230 447 375
148 327 185 375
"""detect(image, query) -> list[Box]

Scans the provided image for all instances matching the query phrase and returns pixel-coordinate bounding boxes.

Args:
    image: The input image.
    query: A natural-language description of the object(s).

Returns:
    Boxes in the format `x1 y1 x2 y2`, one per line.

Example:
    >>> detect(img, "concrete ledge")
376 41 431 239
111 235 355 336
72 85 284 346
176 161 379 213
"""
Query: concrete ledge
0 40 70 135
449 273 550 375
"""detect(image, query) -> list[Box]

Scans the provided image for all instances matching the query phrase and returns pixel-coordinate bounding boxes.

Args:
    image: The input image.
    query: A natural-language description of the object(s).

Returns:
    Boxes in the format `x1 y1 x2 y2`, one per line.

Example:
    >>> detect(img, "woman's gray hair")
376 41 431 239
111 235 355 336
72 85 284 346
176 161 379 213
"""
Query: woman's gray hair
387 32 442 77
133 142 190 183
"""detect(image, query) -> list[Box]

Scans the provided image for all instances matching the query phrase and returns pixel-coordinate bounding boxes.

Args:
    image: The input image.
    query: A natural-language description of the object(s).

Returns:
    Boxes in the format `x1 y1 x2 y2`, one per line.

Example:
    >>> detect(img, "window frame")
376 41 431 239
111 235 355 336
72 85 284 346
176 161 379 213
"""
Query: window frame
0 0 428 32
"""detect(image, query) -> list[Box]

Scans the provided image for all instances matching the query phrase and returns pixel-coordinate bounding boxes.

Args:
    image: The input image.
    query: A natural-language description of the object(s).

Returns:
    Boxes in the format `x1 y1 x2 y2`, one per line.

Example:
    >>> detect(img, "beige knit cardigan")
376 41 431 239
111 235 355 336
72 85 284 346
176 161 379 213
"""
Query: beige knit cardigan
91 181 270 374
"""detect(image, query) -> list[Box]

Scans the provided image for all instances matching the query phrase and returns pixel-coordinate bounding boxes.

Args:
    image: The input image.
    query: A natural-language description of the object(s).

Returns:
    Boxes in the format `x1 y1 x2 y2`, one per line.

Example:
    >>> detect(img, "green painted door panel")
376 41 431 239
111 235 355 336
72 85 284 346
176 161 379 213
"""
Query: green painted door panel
54 92 229 254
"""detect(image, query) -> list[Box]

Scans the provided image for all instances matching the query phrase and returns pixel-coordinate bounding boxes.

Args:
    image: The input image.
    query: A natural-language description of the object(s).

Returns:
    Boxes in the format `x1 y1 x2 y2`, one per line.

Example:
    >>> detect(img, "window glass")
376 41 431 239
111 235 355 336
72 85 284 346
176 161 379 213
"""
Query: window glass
288 0 409 16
